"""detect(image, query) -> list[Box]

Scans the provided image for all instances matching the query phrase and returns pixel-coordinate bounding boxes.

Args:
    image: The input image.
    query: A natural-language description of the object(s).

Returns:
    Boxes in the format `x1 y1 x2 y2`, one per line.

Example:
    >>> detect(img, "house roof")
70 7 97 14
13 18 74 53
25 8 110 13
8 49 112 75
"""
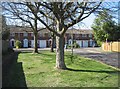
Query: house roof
66 29 93 34
9 25 50 33
9 25 93 34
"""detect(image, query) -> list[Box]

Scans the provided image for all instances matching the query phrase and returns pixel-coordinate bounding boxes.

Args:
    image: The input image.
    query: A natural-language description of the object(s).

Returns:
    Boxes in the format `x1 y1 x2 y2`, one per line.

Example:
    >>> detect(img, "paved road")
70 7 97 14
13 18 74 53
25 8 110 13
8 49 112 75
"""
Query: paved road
68 47 119 68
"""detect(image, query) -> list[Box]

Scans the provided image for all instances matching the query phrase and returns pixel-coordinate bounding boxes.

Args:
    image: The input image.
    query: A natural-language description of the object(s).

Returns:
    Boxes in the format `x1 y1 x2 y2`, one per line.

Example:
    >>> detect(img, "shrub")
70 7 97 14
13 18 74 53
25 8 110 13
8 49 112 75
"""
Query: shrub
66 43 80 49
73 42 80 48
15 40 21 48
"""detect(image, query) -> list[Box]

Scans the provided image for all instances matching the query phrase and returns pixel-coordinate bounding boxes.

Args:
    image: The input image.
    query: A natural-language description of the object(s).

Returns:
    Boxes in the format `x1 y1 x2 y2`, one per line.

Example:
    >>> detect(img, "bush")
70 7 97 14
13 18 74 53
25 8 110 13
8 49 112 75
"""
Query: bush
66 43 80 49
73 42 80 48
96 41 102 47
15 40 21 48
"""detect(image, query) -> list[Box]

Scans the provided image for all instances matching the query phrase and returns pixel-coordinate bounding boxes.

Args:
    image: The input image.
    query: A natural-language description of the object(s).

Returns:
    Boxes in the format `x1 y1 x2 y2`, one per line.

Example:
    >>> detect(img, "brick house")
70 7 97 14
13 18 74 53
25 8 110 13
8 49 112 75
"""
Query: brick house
65 29 95 47
9 26 95 48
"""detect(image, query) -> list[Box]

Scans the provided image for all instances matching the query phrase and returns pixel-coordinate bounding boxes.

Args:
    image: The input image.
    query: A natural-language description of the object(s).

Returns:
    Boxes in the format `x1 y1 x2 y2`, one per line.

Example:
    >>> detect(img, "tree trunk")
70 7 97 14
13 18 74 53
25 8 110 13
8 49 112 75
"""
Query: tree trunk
50 33 55 52
56 36 66 69
33 32 38 53
50 37 54 52
33 17 38 53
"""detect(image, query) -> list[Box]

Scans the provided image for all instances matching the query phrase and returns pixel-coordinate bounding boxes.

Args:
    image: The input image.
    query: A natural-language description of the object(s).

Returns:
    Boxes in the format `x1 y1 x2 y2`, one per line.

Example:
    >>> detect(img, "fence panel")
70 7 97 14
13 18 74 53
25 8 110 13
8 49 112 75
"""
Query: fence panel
102 42 120 52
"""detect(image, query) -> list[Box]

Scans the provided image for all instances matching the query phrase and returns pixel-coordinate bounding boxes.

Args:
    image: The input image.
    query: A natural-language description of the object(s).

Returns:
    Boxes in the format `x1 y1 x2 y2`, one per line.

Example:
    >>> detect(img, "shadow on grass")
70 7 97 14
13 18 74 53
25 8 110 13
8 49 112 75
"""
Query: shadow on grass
67 68 119 74
2 52 27 88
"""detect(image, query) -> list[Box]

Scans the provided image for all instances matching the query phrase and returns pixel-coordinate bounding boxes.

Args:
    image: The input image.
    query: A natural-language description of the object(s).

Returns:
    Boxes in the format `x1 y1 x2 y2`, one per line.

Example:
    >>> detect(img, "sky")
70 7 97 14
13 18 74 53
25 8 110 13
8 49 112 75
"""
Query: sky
74 14 96 29
6 12 96 29
5 1 119 29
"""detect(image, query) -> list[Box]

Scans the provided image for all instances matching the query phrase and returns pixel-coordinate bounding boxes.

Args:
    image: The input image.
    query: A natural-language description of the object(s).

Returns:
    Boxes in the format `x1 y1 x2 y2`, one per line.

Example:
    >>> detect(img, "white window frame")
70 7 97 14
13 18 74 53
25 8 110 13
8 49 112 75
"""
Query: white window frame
75 34 79 38
82 34 87 37
89 34 92 37
39 33 44 37
24 33 28 37
11 33 15 37
31 33 34 37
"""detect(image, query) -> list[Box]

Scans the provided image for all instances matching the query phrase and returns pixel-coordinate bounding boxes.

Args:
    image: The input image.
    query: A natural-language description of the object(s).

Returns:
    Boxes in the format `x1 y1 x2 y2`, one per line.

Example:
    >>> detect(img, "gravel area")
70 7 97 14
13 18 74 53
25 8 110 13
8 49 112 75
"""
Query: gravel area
77 52 119 68
71 48 119 68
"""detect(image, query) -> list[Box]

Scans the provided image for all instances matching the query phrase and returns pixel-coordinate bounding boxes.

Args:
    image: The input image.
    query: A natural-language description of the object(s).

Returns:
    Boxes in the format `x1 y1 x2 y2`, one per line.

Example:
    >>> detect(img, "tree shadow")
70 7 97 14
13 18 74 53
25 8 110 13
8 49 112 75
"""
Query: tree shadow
66 68 119 74
2 52 28 88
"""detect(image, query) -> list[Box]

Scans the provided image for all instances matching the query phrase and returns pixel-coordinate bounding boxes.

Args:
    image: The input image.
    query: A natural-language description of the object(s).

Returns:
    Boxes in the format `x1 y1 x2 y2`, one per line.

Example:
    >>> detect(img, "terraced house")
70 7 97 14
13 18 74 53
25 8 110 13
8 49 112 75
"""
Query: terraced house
9 25 95 48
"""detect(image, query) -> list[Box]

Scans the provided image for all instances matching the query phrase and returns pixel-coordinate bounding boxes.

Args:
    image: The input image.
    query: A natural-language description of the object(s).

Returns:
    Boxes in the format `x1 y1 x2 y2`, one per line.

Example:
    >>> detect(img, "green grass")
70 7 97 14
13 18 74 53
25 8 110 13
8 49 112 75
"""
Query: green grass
4 51 119 87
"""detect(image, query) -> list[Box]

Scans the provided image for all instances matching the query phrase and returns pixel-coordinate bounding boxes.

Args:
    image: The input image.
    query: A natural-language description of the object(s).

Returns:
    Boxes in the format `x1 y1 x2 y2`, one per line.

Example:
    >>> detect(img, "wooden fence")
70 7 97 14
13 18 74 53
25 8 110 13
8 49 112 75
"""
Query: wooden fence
102 42 120 52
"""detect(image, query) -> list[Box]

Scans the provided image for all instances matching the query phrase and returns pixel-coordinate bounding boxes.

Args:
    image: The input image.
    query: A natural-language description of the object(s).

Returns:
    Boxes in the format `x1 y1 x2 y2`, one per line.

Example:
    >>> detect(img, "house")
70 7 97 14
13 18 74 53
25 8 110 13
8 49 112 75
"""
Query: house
9 26 95 48
65 29 95 47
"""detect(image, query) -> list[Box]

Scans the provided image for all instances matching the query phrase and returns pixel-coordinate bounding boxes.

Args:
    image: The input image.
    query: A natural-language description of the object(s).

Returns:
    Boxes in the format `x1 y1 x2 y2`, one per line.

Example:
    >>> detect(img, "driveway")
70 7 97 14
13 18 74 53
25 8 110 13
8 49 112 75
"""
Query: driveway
67 47 119 68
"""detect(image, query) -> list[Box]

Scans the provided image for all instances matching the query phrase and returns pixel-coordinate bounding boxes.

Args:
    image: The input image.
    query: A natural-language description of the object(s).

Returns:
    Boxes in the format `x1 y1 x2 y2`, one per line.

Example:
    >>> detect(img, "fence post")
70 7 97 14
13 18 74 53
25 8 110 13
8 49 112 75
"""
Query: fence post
110 42 112 52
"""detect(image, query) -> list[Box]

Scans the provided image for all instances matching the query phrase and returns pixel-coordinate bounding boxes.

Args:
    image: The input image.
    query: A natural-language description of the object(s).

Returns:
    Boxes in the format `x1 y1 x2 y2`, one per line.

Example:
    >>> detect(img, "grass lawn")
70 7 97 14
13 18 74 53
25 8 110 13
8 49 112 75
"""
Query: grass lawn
3 51 119 87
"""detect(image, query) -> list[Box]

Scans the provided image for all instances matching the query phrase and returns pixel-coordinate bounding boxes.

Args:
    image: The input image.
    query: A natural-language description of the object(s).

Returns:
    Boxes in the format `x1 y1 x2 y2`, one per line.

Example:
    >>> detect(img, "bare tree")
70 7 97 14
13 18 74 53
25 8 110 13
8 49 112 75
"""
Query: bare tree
2 15 9 40
2 2 119 69
2 2 46 53
25 2 102 69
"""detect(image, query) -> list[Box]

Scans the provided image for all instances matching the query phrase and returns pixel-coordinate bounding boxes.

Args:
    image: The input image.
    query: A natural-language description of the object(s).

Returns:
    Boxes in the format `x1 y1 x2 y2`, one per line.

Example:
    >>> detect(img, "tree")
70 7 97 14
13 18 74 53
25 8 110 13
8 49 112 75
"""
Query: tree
2 2 46 53
26 2 102 69
92 10 120 46
50 32 55 52
46 14 56 52
2 15 10 40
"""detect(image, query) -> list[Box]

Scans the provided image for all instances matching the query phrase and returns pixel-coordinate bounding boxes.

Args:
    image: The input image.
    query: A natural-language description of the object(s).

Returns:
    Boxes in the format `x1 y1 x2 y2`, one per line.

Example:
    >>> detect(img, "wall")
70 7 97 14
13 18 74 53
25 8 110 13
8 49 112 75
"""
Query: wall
102 42 120 52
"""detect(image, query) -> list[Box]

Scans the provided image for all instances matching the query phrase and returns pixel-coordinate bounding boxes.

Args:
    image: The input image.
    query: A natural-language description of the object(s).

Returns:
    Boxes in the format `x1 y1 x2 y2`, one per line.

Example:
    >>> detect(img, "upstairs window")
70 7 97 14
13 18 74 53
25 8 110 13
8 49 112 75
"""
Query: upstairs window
89 34 92 37
82 34 87 37
39 33 45 37
75 34 79 38
11 33 15 37
24 33 28 37
31 33 34 37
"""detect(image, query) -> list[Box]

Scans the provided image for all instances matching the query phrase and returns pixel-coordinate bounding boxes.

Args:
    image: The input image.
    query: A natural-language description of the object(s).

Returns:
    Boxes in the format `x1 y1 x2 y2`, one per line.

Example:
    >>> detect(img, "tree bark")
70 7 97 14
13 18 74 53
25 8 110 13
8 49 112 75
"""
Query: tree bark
56 36 66 69
33 17 39 53
50 33 55 52
33 32 38 53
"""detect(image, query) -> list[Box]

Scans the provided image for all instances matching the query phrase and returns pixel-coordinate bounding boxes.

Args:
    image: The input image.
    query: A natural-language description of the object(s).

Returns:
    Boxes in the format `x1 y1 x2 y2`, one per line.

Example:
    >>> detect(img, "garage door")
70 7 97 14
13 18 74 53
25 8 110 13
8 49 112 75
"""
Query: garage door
83 40 88 47
89 39 93 47
31 40 34 48
76 40 82 47
39 40 46 48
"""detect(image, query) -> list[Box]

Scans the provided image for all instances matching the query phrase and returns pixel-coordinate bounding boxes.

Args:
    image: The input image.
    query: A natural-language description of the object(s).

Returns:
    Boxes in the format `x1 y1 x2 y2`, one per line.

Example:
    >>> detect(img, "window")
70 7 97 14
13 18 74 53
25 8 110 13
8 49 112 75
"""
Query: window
11 33 15 37
18 33 20 37
24 33 28 37
89 34 92 37
31 33 34 37
75 34 79 38
39 33 45 37
82 34 87 37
